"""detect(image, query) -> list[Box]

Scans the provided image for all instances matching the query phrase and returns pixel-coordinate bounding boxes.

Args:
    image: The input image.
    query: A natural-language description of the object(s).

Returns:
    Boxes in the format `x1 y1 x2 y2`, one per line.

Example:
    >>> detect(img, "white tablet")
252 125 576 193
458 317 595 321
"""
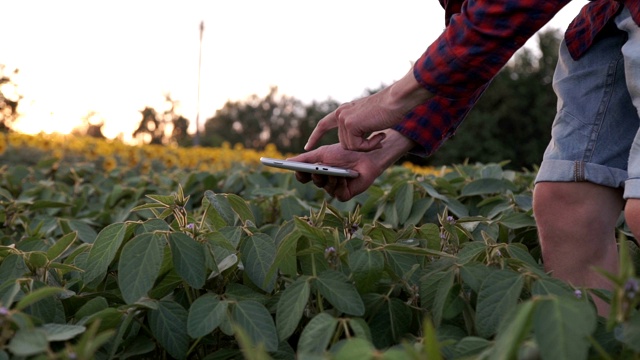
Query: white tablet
260 157 359 178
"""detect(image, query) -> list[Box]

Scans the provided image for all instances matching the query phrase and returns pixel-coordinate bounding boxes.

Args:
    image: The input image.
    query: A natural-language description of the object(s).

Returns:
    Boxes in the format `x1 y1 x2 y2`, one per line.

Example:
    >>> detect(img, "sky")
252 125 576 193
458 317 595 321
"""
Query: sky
1 0 588 142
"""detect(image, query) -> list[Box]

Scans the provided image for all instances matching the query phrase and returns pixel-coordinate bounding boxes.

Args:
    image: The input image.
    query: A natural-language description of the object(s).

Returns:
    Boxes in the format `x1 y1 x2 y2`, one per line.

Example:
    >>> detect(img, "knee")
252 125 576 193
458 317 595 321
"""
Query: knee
624 199 640 240
533 182 591 227
533 182 623 242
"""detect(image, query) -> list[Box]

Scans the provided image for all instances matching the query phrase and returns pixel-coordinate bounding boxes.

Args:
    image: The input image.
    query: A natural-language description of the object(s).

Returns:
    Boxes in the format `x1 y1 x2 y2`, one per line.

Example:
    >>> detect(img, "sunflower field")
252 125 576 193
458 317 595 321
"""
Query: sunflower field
0 132 639 360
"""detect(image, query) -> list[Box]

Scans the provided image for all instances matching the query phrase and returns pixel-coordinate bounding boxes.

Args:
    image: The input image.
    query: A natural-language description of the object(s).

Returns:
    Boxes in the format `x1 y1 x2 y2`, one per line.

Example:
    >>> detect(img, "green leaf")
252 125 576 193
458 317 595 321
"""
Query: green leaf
279 195 308 219
297 312 338 355
68 219 98 243
145 194 175 206
83 222 128 287
461 178 516 196
294 216 326 240
386 252 422 285
0 281 21 308
490 300 536 360
394 182 413 225
460 262 495 293
231 300 278 352
531 277 574 298
267 228 300 280
240 233 276 292
0 187 13 200
456 241 487 264
619 310 640 352
149 299 189 360
454 337 491 359
476 269 524 338
136 218 171 233
422 318 443 360
15 286 64 311
226 193 255 225
420 268 455 327
533 297 597 360
232 325 272 360
368 297 413 348
74 296 108 320
46 231 77 261
27 251 48 268
187 294 228 338
0 254 28 282
276 277 311 340
349 249 384 293
205 190 235 226
41 324 86 341
168 232 206 289
118 233 165 304
347 317 372 341
505 243 541 270
384 243 452 258
334 338 375 360
315 270 365 316
498 212 536 229
7 328 48 356
30 200 70 210
405 197 434 226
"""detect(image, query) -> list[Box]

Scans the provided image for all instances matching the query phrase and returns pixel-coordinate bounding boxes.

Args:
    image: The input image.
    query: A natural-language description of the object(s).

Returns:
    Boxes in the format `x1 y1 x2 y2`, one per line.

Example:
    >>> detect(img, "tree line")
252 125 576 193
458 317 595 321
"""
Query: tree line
1 29 561 169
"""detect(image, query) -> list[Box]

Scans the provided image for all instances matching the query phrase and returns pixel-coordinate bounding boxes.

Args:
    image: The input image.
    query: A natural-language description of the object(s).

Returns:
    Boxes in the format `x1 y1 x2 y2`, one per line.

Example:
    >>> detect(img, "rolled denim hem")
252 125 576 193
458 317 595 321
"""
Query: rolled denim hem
535 159 627 189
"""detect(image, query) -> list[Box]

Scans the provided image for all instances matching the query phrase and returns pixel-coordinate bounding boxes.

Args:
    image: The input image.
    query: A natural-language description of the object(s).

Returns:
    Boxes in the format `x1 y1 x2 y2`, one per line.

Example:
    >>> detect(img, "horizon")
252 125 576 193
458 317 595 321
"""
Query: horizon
1 0 588 143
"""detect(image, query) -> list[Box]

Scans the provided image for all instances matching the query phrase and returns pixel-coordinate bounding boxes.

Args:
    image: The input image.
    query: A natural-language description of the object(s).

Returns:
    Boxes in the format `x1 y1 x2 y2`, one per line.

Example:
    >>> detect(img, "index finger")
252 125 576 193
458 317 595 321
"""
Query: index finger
304 112 338 151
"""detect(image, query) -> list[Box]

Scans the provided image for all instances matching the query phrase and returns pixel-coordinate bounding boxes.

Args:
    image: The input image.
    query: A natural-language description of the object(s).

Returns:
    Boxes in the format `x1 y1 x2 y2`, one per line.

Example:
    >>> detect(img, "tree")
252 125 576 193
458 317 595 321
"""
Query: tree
0 65 21 132
72 111 106 139
202 87 339 153
422 29 562 169
133 94 192 146
133 106 164 145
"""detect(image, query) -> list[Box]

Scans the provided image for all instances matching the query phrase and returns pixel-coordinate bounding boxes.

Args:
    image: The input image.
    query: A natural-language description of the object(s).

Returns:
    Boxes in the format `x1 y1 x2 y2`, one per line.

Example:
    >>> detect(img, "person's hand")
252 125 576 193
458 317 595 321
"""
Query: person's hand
289 144 383 201
292 129 418 201
304 70 433 152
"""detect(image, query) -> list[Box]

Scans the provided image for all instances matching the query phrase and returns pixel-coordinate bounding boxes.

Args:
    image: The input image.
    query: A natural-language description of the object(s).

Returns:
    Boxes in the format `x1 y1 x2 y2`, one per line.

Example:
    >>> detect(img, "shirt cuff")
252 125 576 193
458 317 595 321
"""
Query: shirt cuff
392 84 489 157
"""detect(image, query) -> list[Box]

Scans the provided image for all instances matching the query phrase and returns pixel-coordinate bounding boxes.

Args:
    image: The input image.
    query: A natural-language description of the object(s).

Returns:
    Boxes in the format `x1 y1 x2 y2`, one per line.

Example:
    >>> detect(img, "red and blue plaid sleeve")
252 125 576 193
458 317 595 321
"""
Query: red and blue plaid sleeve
563 1 640 60
414 0 570 99
392 84 488 156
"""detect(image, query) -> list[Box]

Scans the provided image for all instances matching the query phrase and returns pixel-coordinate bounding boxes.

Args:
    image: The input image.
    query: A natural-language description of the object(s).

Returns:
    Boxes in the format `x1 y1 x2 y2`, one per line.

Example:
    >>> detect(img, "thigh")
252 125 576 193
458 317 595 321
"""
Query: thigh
536 24 639 189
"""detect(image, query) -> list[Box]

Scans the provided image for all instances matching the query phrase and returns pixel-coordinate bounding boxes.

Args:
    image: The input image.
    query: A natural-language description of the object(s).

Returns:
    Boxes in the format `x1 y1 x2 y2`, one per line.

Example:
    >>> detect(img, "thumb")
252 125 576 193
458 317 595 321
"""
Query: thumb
343 132 386 151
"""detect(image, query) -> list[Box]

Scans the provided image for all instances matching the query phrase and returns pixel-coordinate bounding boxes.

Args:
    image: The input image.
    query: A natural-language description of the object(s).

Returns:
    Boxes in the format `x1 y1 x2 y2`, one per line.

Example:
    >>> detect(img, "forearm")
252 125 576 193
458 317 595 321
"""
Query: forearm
382 69 434 115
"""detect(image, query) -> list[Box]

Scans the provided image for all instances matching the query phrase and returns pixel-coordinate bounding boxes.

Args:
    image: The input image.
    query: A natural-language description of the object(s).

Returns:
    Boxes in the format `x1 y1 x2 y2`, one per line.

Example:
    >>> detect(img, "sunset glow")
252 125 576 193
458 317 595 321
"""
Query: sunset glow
2 1 588 141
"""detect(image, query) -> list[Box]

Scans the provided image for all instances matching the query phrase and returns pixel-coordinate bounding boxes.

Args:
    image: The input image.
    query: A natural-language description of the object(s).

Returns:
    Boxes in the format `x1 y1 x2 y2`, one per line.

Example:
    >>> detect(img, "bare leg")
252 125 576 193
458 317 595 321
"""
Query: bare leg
533 182 623 316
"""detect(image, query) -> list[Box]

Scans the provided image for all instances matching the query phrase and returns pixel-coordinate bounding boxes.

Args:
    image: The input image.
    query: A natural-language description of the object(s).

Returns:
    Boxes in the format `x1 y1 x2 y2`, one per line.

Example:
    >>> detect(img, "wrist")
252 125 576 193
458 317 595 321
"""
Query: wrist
370 129 416 170
384 69 433 113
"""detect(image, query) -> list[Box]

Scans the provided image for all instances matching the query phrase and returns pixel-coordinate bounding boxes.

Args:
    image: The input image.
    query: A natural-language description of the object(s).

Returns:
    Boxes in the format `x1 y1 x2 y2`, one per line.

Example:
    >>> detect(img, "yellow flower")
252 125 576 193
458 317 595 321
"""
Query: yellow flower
102 156 118 172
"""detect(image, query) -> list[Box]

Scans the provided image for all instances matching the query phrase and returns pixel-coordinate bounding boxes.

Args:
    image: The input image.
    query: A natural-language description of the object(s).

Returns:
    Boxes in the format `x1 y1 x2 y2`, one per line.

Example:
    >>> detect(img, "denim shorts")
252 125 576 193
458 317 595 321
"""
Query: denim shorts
535 7 640 199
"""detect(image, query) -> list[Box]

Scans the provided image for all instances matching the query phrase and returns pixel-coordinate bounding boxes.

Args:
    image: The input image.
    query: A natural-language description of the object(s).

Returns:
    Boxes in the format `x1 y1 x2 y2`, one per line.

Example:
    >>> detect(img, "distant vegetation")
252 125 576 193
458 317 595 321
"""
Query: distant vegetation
2 29 561 170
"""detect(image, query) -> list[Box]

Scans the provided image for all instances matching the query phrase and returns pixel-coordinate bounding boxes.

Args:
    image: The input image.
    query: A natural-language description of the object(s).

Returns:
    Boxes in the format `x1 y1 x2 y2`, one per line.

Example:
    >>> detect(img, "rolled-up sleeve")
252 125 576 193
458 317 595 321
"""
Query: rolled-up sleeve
414 0 570 98
393 84 488 156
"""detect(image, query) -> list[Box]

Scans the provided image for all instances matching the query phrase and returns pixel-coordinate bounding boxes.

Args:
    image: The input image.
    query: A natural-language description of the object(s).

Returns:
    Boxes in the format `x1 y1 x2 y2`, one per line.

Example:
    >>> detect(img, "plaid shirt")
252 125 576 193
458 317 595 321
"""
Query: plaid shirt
394 0 640 156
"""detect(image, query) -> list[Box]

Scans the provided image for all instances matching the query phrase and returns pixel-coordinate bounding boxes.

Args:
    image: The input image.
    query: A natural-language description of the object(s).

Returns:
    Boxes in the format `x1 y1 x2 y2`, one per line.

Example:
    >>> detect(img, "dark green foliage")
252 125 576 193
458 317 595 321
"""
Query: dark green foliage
1 150 639 359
